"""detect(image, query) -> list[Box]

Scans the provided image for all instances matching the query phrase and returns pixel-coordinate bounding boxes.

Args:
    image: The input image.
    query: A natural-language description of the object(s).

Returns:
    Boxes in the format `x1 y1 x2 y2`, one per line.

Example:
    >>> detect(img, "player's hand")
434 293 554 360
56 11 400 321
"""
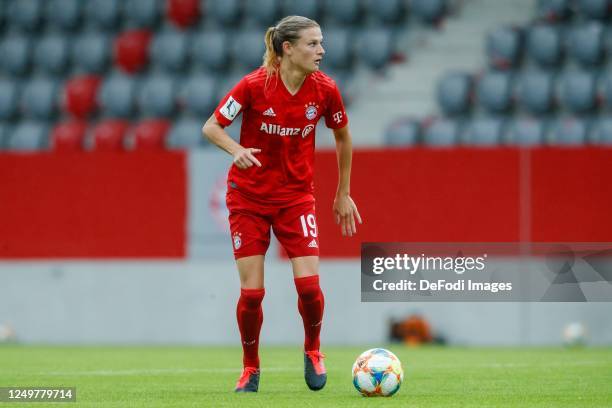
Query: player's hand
333 194 362 237
233 147 262 169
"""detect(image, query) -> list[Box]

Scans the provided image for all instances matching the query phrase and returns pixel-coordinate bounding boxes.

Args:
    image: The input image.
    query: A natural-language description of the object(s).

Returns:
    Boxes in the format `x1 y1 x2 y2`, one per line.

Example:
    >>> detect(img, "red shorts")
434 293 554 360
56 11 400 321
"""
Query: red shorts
226 190 320 259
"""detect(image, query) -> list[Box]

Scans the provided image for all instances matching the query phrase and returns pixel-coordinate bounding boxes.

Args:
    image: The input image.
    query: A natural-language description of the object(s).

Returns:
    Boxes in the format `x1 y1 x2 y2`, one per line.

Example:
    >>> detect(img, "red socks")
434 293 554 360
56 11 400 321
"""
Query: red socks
236 288 265 368
294 275 325 352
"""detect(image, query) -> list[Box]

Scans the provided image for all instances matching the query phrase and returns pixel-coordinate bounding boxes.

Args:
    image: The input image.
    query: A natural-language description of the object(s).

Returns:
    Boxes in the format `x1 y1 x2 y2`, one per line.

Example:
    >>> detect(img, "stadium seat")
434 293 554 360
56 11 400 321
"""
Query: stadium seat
358 28 394 70
124 0 162 28
150 30 189 72
589 117 612 145
321 28 353 70
51 120 88 152
166 0 200 28
46 0 82 31
190 31 230 71
516 70 555 114
560 71 597 114
7 0 43 32
462 117 504 146
384 118 420 146
536 0 572 22
422 118 460 146
63 75 102 118
527 24 564 68
245 0 281 26
72 32 111 74
92 119 130 151
22 78 60 120
33 35 70 75
323 0 362 24
0 124 10 150
98 74 139 118
603 72 612 110
364 0 407 24
114 30 153 74
232 29 266 71
6 121 49 151
568 22 604 68
0 80 21 120
167 118 205 149
506 117 547 146
436 72 473 116
282 0 320 20
577 0 612 20
486 26 523 70
84 0 122 29
411 0 447 24
549 117 588 145
133 119 171 150
0 35 32 76
205 0 241 25
476 72 514 114
180 75 217 117
138 75 177 117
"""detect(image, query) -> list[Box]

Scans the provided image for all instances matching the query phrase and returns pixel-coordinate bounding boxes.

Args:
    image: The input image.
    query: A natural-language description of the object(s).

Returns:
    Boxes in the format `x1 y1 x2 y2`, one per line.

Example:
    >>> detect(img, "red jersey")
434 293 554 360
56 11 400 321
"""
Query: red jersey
214 67 348 205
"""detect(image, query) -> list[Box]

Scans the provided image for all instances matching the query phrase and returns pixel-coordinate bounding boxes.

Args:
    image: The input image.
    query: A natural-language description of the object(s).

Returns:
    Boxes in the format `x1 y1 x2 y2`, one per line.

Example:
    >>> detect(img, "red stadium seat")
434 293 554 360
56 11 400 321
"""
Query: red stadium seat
113 30 153 74
166 0 201 28
93 120 130 151
51 120 88 152
133 119 171 150
63 75 102 118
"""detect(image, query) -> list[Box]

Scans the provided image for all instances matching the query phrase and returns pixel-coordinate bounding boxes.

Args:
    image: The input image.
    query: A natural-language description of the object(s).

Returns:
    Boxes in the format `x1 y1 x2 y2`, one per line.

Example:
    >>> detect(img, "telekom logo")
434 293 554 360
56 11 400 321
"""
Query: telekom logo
333 111 343 124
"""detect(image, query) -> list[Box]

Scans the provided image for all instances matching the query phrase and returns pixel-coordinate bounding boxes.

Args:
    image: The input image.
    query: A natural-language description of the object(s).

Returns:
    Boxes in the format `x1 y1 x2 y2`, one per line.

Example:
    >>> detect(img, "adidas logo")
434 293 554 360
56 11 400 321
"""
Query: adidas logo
308 239 318 248
263 107 276 117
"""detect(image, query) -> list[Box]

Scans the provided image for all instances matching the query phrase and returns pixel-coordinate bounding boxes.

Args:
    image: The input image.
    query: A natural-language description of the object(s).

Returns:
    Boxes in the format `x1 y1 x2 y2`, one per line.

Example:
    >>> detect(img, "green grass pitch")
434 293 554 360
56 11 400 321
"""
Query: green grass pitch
1 345 611 407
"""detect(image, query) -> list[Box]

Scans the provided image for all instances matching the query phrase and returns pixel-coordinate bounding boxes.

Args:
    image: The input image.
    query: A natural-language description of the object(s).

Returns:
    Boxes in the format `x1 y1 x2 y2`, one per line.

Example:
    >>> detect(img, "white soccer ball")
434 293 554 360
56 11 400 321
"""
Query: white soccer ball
352 348 404 397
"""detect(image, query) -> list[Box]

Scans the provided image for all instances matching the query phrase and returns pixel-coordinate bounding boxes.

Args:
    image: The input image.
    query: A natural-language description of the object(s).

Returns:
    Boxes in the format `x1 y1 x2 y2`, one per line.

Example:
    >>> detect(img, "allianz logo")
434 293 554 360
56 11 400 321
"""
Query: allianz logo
260 122 315 138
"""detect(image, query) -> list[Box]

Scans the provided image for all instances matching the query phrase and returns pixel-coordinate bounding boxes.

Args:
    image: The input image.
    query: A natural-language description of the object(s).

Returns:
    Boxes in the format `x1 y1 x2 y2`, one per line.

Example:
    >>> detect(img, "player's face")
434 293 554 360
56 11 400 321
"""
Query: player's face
287 27 325 74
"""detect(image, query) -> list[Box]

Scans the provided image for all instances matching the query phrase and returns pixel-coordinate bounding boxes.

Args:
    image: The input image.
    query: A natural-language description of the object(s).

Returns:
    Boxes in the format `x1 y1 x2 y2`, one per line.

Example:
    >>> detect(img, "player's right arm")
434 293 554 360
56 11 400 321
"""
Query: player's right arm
202 115 261 169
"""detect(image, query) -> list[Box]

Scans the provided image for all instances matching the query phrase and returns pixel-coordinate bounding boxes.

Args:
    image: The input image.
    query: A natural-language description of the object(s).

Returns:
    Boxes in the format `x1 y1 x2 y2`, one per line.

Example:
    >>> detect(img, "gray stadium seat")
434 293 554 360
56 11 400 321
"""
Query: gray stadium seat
0 80 21 120
384 118 420 146
568 23 604 68
6 121 49 151
477 72 514 114
138 75 177 117
323 0 362 24
34 35 70 75
191 31 230 71
168 118 206 149
577 0 611 20
72 32 111 74
0 124 10 150
437 72 473 116
282 0 320 20
180 75 217 117
322 28 353 70
245 0 281 26
604 72 612 111
486 26 523 70
589 117 612 145
506 117 547 146
423 118 460 146
358 28 394 70
412 0 447 24
549 117 588 145
21 78 60 119
205 0 241 25
560 71 597 114
364 0 407 24
527 24 563 67
537 0 572 22
124 0 161 28
150 30 189 72
7 0 43 31
462 117 504 146
517 71 555 114
46 0 82 31
232 29 267 71
0 35 32 76
216 73 244 102
98 74 139 118
84 0 122 29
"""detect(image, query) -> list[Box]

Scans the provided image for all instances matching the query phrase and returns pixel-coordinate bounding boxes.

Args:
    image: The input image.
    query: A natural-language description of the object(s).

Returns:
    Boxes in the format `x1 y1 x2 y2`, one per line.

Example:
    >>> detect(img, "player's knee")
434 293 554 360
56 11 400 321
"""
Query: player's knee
240 288 265 308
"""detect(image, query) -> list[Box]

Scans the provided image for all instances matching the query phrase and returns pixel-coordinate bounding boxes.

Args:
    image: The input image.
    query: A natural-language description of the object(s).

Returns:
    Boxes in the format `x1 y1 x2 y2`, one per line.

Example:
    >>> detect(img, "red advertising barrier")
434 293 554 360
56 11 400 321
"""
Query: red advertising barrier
0 152 186 258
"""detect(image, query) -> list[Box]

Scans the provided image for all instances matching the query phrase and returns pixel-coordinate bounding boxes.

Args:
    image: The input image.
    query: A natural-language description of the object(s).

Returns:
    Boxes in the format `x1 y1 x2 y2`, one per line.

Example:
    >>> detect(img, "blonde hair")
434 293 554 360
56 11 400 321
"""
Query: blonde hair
262 15 320 76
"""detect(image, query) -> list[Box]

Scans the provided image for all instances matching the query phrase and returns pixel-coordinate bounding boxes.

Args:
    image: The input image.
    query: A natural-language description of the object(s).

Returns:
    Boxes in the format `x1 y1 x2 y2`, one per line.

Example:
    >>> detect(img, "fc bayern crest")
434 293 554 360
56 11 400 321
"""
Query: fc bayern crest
305 103 318 120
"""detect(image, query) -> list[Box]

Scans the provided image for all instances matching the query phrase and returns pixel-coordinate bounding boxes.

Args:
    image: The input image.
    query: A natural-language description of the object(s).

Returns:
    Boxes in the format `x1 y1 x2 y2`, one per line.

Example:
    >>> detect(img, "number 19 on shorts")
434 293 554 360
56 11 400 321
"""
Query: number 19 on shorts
300 214 318 238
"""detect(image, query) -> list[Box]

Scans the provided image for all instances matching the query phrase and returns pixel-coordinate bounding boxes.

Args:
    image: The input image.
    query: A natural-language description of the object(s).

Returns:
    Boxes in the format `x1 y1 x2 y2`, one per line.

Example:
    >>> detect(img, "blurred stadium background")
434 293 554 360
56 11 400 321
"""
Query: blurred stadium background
1 0 612 349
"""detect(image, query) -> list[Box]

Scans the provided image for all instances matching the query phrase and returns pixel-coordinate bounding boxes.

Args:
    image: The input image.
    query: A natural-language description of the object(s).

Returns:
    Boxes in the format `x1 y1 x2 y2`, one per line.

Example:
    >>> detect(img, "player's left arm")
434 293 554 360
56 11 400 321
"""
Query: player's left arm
332 125 362 237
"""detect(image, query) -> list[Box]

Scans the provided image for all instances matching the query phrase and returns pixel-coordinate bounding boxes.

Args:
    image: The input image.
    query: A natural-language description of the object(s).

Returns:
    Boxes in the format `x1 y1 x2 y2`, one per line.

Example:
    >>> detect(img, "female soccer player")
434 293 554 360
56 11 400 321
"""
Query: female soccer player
202 15 361 393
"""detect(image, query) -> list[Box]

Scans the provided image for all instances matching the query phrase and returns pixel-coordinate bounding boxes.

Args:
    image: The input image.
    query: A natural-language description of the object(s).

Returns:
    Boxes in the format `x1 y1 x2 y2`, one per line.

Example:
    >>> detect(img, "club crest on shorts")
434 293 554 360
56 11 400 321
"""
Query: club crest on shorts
305 102 319 120
233 232 242 250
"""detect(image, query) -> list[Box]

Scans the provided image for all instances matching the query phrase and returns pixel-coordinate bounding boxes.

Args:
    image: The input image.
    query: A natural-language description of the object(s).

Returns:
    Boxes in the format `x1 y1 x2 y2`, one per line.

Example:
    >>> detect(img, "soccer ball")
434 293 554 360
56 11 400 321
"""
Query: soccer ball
352 348 404 397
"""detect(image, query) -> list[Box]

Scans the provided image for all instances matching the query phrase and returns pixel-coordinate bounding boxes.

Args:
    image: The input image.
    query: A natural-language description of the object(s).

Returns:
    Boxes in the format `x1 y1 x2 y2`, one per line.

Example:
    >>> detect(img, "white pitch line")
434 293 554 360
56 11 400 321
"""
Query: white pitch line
38 367 303 377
